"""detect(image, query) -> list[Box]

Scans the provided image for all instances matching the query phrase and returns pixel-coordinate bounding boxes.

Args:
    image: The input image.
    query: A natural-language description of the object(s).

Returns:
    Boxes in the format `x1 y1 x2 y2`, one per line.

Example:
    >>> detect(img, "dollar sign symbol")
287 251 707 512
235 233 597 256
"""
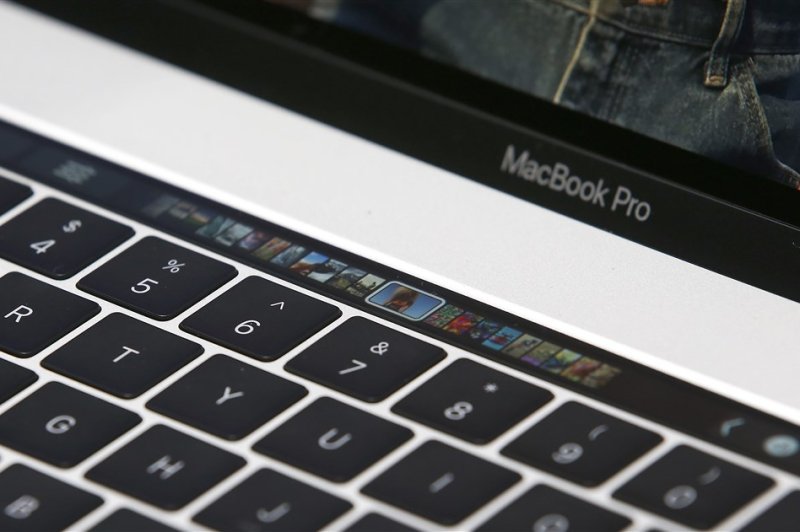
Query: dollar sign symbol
62 220 82 233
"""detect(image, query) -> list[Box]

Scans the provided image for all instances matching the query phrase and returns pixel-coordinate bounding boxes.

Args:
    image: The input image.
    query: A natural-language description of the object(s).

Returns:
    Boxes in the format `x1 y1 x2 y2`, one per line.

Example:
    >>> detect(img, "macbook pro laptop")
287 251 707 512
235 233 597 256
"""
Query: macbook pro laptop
0 0 797 530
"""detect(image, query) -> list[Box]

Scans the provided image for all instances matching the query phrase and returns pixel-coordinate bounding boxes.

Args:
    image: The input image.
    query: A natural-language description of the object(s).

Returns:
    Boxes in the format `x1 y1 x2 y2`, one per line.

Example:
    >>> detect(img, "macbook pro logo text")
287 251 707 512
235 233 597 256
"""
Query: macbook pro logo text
501 145 652 222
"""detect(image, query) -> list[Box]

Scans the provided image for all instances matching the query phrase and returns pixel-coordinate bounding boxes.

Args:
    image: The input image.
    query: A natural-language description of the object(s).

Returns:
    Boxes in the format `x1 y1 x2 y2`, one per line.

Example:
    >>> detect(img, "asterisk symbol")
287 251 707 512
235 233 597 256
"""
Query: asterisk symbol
483 383 499 393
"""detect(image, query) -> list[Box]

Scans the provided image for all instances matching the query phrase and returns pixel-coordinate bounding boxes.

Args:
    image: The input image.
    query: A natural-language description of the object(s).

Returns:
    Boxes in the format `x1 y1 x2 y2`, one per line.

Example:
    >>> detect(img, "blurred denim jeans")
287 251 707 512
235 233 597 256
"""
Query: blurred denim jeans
335 0 800 187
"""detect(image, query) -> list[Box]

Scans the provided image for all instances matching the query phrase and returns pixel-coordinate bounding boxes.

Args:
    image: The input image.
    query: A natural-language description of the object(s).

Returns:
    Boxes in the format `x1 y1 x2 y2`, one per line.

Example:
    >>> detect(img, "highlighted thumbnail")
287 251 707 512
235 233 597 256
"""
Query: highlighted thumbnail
366 281 445 321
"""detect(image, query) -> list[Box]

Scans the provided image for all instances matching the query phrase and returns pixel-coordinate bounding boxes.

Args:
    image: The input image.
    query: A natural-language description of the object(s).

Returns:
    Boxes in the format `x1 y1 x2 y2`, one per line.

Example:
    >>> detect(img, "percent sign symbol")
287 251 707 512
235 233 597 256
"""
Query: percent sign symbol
162 259 186 274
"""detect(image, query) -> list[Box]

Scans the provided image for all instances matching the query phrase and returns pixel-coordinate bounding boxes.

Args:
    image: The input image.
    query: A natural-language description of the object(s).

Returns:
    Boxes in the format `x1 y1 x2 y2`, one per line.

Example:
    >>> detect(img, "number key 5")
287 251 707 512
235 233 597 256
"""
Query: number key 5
78 237 236 320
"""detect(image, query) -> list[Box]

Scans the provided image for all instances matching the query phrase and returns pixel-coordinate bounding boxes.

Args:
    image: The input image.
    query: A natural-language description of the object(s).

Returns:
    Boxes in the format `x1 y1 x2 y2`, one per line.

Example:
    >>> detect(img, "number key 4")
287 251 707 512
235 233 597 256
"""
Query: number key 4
0 198 133 279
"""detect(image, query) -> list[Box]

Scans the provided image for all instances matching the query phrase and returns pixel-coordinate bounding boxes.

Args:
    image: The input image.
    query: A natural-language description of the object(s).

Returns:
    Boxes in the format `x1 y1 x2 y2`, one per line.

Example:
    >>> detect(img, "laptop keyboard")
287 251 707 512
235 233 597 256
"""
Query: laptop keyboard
0 158 798 531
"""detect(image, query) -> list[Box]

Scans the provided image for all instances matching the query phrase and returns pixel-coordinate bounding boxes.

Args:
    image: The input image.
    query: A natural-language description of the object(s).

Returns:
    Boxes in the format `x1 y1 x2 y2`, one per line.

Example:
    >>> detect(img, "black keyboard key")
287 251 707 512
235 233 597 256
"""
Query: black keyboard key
0 464 102 530
78 236 236 320
181 276 341 361
502 401 662 486
89 508 177 532
712 414 800 477
147 354 307 440
253 397 412 482
362 440 520 525
477 484 631 531
740 491 800 531
0 176 32 215
0 358 37 403
393 358 552 444
614 445 773 529
43 312 202 398
0 271 100 357
194 468 352 531
345 513 418 532
86 424 245 510
0 382 140 467
286 317 446 402
0 198 133 279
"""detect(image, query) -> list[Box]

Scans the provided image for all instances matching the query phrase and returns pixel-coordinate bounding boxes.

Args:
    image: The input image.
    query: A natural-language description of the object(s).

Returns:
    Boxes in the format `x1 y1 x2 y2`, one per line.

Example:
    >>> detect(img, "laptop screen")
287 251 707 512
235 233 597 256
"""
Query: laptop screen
287 0 800 190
